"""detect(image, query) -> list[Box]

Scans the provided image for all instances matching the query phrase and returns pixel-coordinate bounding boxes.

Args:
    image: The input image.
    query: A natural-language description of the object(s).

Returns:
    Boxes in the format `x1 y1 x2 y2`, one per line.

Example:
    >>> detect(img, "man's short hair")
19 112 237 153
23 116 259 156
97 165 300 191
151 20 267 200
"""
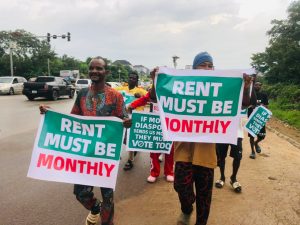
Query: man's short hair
130 71 139 80
90 56 108 69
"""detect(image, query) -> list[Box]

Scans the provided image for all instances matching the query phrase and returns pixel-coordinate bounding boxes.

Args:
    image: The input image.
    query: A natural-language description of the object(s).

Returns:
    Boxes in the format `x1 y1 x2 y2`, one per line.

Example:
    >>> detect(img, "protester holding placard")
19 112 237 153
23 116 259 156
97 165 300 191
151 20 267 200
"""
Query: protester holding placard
169 52 216 225
40 57 131 225
129 90 175 183
248 82 269 159
115 71 147 171
150 51 253 225
215 82 256 193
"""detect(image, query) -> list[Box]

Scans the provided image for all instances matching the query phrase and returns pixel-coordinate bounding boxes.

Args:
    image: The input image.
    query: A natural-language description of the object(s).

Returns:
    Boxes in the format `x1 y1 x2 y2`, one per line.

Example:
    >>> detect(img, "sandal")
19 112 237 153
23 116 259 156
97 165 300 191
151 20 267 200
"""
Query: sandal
123 160 133 171
255 144 262 153
177 212 191 225
215 179 225 188
249 153 256 159
230 180 242 193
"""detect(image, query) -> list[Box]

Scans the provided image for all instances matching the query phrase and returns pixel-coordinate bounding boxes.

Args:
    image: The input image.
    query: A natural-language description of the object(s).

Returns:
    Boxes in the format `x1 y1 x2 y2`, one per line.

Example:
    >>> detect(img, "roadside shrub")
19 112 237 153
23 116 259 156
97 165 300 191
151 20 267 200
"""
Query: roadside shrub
263 83 300 110
262 83 300 129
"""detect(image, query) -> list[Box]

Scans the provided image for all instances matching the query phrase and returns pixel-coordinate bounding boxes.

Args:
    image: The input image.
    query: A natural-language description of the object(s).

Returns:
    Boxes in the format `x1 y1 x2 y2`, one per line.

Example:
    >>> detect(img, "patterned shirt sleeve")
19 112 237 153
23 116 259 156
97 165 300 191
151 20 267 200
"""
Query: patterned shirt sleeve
70 92 82 115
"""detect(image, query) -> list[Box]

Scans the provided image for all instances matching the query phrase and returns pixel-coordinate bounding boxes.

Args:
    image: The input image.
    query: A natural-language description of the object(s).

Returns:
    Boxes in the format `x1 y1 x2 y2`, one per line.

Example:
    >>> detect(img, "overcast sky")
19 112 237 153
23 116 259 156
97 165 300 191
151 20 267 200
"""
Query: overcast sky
0 0 293 69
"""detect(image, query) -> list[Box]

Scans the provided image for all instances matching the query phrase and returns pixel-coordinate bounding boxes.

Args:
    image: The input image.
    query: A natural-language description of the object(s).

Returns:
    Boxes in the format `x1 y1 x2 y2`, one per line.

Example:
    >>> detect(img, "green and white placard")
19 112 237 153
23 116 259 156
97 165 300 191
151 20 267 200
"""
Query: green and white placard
155 67 250 145
245 106 272 137
27 110 125 190
120 91 136 106
127 111 172 154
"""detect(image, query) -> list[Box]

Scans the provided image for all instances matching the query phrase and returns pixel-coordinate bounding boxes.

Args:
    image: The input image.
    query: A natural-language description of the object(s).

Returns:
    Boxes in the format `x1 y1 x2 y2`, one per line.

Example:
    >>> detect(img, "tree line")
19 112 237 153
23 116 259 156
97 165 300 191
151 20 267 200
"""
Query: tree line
0 30 133 82
251 0 300 85
251 1 300 128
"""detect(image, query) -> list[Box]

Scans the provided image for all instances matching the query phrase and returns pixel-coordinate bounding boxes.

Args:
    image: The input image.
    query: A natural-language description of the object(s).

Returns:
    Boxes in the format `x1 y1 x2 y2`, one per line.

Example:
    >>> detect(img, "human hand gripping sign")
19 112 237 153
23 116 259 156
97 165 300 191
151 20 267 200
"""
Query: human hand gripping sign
39 104 50 114
243 73 254 89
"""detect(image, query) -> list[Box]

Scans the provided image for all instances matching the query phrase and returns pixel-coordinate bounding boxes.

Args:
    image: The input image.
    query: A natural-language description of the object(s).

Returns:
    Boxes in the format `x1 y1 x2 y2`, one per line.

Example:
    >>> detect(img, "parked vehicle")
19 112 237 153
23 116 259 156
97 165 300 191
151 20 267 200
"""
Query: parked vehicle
75 79 91 94
28 77 37 82
22 76 75 101
0 76 27 95
60 70 80 84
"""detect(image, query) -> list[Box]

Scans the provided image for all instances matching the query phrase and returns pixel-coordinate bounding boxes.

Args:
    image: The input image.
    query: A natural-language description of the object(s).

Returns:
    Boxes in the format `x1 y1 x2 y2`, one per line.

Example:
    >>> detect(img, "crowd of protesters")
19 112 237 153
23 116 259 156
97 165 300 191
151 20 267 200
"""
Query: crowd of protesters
39 52 269 225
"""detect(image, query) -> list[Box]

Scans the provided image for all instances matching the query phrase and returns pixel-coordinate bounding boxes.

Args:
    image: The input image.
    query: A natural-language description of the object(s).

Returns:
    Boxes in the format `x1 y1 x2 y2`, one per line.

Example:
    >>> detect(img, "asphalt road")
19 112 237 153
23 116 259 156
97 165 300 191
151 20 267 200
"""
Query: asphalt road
1 94 300 225
0 94 150 225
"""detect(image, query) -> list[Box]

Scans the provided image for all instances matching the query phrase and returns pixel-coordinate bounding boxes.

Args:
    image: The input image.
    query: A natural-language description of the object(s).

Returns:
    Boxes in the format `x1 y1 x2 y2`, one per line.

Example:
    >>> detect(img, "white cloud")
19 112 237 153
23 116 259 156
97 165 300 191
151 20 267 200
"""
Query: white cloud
0 0 294 69
209 14 233 25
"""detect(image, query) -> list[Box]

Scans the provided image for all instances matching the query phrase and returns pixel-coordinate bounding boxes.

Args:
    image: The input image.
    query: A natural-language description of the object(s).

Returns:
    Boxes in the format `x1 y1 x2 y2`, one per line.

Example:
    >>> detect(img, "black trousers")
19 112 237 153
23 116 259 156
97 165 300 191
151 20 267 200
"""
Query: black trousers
174 162 214 225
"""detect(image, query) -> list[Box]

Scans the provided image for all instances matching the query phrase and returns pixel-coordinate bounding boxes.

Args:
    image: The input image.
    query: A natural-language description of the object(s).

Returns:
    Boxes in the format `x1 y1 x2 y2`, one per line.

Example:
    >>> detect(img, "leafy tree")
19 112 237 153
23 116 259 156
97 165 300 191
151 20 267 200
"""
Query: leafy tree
0 29 45 57
106 64 131 82
79 62 88 77
0 29 55 78
50 54 82 76
0 29 136 82
251 1 300 84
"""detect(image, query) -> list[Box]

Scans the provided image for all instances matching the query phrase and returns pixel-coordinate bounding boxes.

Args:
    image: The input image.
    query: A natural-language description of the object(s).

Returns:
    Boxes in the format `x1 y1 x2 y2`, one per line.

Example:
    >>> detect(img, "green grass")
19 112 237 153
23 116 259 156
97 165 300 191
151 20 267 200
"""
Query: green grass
269 102 300 130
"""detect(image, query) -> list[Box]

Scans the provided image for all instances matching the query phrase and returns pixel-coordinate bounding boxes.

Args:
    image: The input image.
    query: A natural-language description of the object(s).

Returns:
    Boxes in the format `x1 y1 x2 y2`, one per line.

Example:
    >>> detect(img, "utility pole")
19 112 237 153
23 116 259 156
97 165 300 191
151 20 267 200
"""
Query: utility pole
10 48 13 77
118 68 121 83
47 59 50 76
9 42 16 77
297 21 300 46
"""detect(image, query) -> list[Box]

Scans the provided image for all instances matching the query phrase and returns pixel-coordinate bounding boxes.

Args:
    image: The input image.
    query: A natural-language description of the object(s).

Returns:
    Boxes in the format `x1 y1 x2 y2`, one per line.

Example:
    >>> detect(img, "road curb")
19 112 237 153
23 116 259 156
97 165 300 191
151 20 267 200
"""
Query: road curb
266 125 300 149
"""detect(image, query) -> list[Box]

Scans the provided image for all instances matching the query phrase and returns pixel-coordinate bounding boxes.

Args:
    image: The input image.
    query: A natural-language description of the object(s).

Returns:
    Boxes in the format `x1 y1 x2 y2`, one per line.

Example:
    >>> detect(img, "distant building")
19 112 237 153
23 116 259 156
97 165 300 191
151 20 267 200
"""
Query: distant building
133 65 150 75
113 60 133 69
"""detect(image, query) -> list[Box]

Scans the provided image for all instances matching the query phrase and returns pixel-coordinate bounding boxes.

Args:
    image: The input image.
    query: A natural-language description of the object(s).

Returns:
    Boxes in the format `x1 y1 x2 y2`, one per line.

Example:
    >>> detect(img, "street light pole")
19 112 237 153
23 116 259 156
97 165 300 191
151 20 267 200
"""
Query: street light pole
118 68 121 83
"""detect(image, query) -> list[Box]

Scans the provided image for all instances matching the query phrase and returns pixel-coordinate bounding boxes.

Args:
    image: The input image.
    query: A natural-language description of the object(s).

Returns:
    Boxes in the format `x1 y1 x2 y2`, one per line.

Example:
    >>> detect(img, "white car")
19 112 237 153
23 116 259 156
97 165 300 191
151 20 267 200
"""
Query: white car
75 79 91 93
0 76 27 95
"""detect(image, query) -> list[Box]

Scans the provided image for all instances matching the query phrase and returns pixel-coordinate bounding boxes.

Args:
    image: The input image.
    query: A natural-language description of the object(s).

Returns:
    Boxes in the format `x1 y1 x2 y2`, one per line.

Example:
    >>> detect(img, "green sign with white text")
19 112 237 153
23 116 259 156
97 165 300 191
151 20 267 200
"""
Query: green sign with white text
245 106 272 137
154 67 246 145
38 110 124 160
127 111 172 154
156 73 242 117
28 110 125 190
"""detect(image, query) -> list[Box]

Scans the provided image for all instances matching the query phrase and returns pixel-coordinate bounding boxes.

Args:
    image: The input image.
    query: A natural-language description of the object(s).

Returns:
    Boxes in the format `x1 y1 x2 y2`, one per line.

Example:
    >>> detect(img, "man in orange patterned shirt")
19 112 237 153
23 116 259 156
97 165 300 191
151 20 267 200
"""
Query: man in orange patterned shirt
40 56 131 225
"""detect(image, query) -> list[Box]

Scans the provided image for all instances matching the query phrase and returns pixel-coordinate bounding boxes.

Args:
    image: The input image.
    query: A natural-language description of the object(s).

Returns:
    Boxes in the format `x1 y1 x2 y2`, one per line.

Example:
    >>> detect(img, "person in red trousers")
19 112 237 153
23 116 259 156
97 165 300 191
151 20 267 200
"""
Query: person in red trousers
128 90 174 183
